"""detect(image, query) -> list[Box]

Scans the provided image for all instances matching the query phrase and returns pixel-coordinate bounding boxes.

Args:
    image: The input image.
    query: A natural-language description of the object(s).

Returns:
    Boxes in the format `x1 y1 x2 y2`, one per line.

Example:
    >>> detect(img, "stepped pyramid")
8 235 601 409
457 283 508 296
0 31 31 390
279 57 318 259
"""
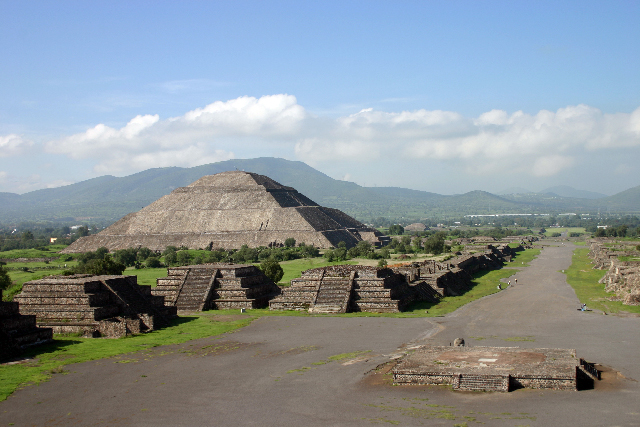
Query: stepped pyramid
269 265 423 313
15 275 177 337
63 171 389 253
152 263 280 311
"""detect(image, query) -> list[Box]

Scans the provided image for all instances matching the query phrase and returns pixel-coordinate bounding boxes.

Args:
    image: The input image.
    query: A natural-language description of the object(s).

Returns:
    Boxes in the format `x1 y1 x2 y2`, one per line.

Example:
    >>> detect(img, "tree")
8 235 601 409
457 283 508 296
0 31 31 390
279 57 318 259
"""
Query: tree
71 255 125 276
176 250 192 266
145 257 162 268
0 266 12 291
388 224 404 235
259 259 284 284
284 237 296 248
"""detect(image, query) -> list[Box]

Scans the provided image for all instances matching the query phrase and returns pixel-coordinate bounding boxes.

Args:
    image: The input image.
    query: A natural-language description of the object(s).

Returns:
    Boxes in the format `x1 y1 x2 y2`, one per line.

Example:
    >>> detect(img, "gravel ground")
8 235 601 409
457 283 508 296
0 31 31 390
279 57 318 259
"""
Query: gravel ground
1 242 639 427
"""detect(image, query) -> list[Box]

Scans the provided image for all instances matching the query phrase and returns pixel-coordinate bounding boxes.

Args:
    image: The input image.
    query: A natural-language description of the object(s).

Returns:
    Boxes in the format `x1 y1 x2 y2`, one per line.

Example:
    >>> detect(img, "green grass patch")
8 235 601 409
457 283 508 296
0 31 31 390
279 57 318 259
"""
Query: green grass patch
327 350 371 361
510 248 540 267
278 258 358 285
564 248 640 314
0 314 253 401
126 266 168 287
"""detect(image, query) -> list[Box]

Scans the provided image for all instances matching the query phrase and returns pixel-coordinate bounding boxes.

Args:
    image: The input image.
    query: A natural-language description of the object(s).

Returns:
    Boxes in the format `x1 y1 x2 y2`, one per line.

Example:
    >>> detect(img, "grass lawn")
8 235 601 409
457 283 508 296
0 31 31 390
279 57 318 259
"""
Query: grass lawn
127 266 168 287
278 258 359 285
509 247 541 267
564 248 640 315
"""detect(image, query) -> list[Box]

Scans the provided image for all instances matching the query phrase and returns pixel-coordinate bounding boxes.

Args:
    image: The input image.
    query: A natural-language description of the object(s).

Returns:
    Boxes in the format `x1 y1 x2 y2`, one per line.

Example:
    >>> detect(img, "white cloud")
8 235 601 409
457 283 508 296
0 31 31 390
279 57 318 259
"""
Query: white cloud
41 95 640 181
0 172 74 194
0 134 33 157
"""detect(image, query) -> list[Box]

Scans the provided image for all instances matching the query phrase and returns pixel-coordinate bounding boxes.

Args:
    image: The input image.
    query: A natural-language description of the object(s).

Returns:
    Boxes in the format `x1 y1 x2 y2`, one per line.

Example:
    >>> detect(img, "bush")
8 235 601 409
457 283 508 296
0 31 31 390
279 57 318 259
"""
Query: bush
259 259 284 284
69 256 126 276
176 250 192 266
0 266 12 291
388 224 404 235
145 257 162 268
284 237 296 248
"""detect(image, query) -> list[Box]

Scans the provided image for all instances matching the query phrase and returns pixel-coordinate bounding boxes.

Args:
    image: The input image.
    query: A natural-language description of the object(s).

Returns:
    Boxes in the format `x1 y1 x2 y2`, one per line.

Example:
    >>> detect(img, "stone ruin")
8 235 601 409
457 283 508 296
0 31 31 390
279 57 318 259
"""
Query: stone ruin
392 346 597 392
269 245 517 314
269 265 428 313
152 263 281 311
62 171 389 253
15 275 177 337
1 289 53 361
588 240 640 305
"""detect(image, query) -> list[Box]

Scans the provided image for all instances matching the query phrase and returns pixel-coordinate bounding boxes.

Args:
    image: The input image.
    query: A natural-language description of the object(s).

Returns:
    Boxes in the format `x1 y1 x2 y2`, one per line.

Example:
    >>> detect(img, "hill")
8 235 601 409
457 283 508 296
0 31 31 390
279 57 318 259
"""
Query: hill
0 158 639 224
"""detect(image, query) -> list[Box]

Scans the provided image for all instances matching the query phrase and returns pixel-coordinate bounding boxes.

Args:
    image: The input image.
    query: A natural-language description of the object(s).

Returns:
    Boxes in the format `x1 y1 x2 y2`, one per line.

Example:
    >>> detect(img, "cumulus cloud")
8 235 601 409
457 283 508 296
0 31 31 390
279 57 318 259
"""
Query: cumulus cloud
0 134 33 157
45 94 307 174
42 94 640 180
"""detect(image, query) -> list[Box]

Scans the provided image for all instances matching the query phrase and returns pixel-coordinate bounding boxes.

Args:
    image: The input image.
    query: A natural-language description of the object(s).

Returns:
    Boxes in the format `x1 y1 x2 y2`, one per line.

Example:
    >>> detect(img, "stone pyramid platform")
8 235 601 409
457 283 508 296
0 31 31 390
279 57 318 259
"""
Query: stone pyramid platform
392 346 595 392
152 263 281 311
15 275 177 338
269 265 419 313
62 171 389 252
1 289 53 361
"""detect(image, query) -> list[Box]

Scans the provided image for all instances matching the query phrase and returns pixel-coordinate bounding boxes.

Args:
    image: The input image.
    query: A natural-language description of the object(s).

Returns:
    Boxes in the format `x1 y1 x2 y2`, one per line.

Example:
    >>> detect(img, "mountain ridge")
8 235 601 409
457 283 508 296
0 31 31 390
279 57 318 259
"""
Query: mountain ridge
1 157 639 224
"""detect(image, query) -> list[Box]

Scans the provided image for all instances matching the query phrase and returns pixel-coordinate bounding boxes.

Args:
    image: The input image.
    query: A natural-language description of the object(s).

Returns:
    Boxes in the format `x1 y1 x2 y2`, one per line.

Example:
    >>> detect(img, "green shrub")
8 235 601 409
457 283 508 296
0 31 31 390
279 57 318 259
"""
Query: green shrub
259 259 284 283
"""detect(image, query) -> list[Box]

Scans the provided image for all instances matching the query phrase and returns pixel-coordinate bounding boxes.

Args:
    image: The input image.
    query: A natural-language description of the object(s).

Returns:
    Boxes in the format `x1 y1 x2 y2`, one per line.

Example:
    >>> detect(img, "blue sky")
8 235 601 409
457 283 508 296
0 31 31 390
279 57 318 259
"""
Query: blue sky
1 0 639 196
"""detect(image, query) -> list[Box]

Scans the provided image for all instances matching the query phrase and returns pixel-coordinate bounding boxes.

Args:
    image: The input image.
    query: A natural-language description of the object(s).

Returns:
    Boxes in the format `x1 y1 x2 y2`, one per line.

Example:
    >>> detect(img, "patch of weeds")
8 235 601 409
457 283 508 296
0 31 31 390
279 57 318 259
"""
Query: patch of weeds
286 366 312 374
359 417 400 425
48 365 66 374
504 336 535 342
327 350 371 362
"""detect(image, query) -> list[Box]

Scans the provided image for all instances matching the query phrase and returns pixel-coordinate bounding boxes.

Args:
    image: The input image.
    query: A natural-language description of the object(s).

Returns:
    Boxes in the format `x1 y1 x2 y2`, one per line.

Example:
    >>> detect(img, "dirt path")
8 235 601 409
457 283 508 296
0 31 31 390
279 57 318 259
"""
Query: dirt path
1 242 639 426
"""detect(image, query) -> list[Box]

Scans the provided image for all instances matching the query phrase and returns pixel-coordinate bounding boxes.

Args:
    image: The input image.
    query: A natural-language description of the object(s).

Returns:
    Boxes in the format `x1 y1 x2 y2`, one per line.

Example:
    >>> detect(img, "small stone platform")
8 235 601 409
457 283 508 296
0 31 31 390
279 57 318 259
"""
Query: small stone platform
393 346 587 391
152 263 281 311
15 275 176 338
269 265 418 313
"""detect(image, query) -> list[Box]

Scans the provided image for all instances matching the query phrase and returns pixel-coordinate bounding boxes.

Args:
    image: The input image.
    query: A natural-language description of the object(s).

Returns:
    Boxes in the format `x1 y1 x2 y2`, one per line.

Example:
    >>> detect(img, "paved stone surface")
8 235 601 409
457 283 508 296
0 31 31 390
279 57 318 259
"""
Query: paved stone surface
1 242 639 426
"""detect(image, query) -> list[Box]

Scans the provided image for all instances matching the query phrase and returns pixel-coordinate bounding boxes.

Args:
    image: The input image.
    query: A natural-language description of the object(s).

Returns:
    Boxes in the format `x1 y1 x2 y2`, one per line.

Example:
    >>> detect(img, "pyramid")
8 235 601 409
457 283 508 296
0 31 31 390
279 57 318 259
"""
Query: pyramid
63 171 388 252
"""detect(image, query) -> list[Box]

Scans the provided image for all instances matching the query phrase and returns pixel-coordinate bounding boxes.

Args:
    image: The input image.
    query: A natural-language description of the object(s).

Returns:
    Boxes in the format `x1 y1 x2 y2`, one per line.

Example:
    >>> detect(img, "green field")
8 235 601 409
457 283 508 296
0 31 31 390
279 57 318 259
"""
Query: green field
543 227 586 237
564 248 640 315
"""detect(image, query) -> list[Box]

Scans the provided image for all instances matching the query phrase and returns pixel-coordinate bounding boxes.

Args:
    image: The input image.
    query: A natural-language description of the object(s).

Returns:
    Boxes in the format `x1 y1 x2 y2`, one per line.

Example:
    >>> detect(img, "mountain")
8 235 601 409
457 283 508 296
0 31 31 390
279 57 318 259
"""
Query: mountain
498 187 532 195
539 185 607 200
0 157 639 224
598 185 640 212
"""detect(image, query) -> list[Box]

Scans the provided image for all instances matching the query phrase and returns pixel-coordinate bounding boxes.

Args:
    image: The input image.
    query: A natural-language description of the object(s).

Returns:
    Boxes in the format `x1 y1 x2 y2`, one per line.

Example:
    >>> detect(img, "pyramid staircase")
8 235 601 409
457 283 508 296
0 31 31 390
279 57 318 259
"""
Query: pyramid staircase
15 275 176 338
1 289 53 361
153 264 281 311
270 266 419 313
308 271 355 314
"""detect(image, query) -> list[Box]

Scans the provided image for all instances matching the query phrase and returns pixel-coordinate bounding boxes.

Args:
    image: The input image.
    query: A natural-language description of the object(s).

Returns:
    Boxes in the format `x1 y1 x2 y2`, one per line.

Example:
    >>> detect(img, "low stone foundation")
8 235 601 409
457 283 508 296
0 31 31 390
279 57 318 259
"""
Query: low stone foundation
393 346 582 392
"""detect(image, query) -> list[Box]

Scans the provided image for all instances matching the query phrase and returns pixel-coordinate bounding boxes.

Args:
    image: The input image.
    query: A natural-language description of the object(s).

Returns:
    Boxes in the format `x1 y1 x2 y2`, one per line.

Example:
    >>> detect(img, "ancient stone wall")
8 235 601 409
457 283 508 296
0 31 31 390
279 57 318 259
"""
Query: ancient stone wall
588 241 640 305
1 289 53 361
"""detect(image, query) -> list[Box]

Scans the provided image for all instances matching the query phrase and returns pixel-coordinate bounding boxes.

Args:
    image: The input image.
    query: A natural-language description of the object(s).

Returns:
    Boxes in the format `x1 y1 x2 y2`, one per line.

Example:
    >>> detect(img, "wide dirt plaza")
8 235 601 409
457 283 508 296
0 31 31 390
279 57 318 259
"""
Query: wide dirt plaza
1 242 639 426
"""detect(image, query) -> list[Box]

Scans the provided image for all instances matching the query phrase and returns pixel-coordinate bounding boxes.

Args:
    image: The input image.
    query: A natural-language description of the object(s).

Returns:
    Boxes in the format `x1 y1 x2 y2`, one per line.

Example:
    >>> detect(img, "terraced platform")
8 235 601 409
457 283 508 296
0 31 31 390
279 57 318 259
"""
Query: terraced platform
15 275 176 337
152 263 281 311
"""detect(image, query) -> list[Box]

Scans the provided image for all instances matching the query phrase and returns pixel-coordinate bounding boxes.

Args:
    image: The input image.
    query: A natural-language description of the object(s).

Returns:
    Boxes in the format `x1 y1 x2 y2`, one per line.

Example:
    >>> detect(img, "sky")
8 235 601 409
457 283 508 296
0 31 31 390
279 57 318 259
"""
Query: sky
1 0 639 196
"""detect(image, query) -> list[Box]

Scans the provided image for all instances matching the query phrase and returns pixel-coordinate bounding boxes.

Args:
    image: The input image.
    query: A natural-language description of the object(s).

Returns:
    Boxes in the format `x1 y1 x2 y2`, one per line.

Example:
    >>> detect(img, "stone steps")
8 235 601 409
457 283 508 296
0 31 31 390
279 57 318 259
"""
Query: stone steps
455 375 509 392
